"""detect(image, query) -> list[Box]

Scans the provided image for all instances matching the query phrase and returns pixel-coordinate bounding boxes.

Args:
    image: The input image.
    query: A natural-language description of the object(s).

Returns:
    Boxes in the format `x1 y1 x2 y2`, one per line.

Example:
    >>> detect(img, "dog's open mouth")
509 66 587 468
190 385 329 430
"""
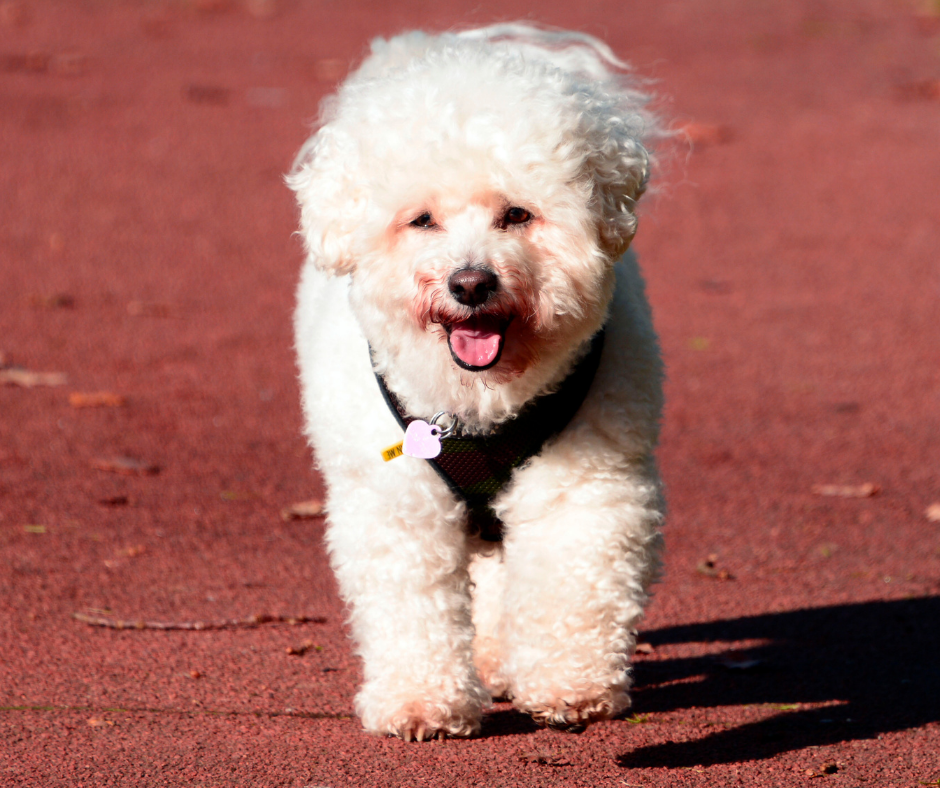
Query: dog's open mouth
445 315 511 371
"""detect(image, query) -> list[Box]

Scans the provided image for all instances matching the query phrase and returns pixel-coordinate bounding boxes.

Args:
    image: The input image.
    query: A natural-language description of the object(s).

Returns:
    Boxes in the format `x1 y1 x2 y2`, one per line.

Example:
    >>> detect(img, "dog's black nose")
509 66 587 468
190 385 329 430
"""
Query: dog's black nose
448 268 498 307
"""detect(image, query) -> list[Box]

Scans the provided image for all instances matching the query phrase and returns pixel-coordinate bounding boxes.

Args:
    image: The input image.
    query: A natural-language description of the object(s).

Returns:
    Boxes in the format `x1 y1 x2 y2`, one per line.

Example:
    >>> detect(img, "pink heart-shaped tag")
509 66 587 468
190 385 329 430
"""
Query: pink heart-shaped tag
402 420 443 459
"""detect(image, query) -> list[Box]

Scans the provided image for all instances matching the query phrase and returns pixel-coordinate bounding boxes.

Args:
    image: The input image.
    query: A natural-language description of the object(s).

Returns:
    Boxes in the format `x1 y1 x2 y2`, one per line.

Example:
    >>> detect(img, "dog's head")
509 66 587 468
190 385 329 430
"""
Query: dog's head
289 25 656 391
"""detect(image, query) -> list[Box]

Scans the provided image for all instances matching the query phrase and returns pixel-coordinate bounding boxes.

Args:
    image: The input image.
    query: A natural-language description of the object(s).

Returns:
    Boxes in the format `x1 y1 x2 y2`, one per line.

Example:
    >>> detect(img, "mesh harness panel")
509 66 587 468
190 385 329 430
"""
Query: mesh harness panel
375 330 605 541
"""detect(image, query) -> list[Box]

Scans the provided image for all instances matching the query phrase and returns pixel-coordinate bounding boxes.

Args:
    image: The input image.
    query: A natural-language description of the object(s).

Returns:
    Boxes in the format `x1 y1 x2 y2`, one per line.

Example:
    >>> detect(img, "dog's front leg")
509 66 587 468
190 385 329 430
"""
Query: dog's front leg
324 477 488 740
497 455 664 732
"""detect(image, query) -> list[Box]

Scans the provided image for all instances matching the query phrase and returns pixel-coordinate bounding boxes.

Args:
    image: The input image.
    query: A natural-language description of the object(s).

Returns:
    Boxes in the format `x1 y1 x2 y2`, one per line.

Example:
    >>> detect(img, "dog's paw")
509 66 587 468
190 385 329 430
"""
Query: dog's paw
473 645 512 701
517 689 630 734
357 688 484 741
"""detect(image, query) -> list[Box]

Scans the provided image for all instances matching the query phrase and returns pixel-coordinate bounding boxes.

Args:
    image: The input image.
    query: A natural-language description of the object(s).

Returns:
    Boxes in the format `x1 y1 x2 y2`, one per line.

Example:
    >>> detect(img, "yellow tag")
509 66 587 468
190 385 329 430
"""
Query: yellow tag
381 442 404 462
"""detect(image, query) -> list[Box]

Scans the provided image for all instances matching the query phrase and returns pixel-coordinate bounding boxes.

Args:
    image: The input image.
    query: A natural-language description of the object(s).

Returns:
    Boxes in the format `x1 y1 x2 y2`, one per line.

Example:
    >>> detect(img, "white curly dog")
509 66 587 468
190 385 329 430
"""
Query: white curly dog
289 24 665 740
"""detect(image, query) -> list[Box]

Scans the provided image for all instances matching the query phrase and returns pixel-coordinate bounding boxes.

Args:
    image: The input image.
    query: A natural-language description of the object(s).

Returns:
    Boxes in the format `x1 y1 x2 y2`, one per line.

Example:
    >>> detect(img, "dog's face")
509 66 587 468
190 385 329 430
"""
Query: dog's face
290 36 651 388
349 162 611 386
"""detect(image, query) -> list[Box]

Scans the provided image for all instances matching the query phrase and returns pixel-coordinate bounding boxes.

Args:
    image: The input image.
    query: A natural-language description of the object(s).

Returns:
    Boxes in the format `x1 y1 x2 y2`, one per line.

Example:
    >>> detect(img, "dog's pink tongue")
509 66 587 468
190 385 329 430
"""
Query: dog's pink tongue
449 317 503 367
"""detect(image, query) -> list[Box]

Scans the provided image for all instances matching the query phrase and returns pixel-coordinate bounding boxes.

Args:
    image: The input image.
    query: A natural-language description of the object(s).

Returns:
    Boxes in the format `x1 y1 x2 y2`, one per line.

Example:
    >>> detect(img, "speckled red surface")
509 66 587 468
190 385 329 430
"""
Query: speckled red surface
2 1 939 786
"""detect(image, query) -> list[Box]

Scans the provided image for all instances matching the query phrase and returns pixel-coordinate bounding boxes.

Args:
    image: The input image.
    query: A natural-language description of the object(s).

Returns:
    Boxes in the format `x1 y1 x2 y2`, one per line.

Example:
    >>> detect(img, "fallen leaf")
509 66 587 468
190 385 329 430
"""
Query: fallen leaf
1 51 50 73
634 642 655 655
925 503 940 522
69 391 126 408
831 401 860 414
811 482 879 498
518 748 570 766
697 553 734 580
86 717 113 727
281 499 324 521
286 639 316 656
97 494 129 506
0 367 68 387
23 524 46 534
91 456 160 476
246 86 287 108
697 279 733 294
679 121 733 147
220 489 259 501
28 292 74 309
127 300 171 317
896 79 940 101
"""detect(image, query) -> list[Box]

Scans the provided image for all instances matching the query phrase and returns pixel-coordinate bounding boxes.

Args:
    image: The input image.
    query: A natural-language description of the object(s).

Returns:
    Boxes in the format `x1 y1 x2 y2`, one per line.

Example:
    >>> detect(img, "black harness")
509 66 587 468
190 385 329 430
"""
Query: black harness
376 330 605 541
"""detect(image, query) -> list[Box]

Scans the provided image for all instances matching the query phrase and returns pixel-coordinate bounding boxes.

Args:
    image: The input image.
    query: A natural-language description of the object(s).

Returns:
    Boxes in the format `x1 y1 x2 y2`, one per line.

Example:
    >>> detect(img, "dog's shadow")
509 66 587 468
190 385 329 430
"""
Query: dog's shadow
618 595 940 767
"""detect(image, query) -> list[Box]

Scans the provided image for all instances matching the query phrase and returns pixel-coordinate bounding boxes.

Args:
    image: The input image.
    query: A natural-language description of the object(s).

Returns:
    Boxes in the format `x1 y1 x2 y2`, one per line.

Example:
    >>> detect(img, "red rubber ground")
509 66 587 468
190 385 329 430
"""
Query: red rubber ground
2 1 939 786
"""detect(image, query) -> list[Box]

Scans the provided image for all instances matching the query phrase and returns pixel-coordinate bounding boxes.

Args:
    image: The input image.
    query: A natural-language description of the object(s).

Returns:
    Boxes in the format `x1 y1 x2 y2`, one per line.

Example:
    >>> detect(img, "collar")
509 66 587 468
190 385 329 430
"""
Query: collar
375 329 605 541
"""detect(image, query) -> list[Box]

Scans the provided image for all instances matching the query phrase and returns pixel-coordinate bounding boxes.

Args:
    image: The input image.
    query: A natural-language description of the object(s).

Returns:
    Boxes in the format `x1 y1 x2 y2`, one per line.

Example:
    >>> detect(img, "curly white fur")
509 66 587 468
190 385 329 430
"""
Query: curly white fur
289 24 665 740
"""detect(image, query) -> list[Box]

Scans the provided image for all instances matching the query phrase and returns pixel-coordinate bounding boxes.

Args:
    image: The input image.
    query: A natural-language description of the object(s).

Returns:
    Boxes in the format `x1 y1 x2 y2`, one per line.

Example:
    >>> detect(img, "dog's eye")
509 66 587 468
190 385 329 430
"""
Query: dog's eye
410 212 436 228
503 207 531 226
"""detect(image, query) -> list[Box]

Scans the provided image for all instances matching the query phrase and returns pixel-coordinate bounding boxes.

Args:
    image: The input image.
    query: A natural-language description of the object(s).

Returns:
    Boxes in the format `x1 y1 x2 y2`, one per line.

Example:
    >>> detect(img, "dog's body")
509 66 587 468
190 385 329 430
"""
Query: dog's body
290 25 665 740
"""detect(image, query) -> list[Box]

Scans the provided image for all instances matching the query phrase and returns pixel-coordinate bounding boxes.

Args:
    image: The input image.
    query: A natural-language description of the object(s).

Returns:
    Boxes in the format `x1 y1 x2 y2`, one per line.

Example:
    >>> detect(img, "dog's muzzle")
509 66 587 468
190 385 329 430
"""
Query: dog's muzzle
447 267 498 307
443 267 508 371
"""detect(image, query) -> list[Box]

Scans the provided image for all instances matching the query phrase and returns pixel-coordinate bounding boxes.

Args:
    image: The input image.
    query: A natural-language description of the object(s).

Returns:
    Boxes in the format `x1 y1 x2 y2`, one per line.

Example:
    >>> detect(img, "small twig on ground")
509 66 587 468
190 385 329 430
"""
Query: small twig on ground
73 611 326 631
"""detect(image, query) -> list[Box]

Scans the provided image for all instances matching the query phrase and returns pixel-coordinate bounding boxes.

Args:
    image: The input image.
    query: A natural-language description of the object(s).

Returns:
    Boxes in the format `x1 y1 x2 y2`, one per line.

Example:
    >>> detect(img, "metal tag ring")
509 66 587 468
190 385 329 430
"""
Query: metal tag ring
430 411 458 439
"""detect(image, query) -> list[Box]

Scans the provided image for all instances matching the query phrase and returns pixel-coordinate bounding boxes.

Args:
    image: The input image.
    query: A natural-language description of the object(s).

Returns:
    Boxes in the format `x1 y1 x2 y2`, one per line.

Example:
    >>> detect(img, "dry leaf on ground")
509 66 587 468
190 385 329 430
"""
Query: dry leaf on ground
518 748 571 766
91 456 160 476
0 368 68 387
127 300 172 317
286 640 316 656
281 499 324 521
811 482 879 498
697 553 734 580
97 495 130 506
897 79 940 101
69 391 126 408
28 292 74 309
679 121 733 147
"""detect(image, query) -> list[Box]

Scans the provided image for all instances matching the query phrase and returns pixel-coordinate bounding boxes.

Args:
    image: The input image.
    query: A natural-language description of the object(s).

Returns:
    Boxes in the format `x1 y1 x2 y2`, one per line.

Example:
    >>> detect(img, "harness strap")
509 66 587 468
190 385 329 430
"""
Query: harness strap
375 329 606 541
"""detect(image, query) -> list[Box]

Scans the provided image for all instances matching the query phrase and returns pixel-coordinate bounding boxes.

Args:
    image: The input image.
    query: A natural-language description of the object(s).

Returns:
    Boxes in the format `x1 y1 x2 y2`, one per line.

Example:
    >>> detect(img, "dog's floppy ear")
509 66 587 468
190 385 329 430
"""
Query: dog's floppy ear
588 126 651 260
287 125 366 276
